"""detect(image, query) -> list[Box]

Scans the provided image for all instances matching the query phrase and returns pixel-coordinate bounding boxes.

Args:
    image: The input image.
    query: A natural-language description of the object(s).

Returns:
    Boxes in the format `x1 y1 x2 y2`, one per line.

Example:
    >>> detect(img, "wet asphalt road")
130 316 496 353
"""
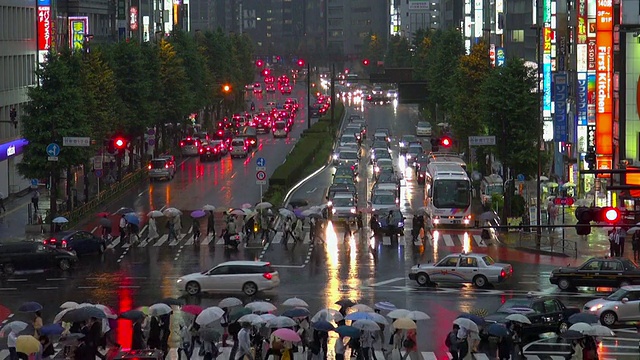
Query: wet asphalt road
0 97 637 358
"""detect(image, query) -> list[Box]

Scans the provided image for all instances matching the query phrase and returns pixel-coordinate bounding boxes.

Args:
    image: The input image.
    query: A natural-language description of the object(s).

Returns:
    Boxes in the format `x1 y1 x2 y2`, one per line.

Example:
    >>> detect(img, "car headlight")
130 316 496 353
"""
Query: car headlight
398 222 404 227
176 279 183 284
374 166 380 173
350 208 356 214
589 304 603 312
399 142 405 147
406 154 412 159
332 154 338 160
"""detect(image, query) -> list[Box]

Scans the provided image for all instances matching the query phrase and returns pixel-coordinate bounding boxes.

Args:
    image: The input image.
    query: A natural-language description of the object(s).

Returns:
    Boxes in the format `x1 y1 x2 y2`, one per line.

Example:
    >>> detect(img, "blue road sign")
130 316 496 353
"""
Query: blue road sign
517 174 525 181
31 179 38 187
46 143 60 157
256 157 266 167
95 170 103 178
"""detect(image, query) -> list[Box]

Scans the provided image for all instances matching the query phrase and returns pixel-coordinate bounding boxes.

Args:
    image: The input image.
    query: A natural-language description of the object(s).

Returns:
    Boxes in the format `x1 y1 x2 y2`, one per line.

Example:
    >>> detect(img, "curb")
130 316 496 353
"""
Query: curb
514 246 571 257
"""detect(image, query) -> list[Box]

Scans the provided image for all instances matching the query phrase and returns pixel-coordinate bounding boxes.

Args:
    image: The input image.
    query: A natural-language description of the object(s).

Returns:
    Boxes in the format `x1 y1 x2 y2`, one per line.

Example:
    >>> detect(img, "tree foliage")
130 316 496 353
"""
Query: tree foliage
363 33 385 65
385 35 412 68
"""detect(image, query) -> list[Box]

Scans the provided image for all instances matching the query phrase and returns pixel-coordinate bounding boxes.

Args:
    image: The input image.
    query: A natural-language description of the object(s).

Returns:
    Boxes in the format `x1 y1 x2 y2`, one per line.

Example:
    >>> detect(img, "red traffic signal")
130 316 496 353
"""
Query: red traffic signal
602 207 620 224
362 59 370 66
297 59 305 67
114 137 126 150
440 136 452 147
255 60 264 67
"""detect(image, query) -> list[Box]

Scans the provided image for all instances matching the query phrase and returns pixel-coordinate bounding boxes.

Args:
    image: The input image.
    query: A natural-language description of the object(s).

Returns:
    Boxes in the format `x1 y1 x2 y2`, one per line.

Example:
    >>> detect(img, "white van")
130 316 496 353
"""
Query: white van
230 138 249 158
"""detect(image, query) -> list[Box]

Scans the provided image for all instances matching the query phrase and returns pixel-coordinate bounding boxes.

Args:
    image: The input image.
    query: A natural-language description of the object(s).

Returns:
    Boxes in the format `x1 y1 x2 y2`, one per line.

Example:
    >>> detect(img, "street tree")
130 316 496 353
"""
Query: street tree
169 30 209 113
157 39 190 147
386 35 413 68
363 33 385 66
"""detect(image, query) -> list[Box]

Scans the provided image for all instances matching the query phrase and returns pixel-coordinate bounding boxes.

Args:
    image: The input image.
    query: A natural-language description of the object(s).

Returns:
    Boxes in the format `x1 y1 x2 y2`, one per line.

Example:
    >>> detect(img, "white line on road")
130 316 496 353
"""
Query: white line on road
369 277 405 287
36 287 59 290
6 278 28 282
45 278 67 281
0 288 17 291
77 286 99 289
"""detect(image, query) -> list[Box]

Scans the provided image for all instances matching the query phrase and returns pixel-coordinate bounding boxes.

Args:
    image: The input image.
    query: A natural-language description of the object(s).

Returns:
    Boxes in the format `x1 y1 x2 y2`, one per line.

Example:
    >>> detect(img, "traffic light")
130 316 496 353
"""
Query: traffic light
297 59 305 67
114 136 127 153
255 60 264 67
601 207 620 224
575 206 621 236
222 84 231 93
362 59 370 66
440 136 452 148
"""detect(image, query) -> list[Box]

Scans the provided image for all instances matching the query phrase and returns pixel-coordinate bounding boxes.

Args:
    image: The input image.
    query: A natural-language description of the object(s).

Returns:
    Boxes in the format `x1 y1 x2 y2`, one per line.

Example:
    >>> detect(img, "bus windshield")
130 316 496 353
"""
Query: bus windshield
485 184 504 195
433 180 470 208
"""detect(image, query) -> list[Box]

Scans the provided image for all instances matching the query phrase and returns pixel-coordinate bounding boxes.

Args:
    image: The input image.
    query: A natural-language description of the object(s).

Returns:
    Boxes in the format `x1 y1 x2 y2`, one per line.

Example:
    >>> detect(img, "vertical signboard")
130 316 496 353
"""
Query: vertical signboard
495 0 504 35
542 0 552 118
130 6 139 31
577 0 587 44
496 48 505 66
474 0 483 38
554 73 568 142
489 44 496 66
464 0 472 53
68 17 88 51
577 72 588 126
37 0 51 64
595 0 613 157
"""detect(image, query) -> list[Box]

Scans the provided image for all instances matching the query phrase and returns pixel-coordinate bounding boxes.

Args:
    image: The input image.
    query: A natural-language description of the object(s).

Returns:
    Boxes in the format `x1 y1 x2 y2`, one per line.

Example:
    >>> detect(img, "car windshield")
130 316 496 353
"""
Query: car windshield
340 152 358 160
418 122 430 129
377 173 397 183
182 139 196 146
372 194 396 204
341 135 356 143
433 179 471 208
402 136 416 143
605 288 630 301
275 122 286 129
332 197 354 207
335 169 353 177
150 160 167 169
496 299 533 313
333 177 354 185
408 147 422 154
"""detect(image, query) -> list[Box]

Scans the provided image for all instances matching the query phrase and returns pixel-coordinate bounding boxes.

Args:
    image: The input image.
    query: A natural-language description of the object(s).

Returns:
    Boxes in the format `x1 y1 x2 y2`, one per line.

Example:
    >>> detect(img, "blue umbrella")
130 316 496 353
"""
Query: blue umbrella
487 323 510 338
191 210 206 218
345 312 372 321
124 213 139 226
294 209 305 219
40 324 65 336
457 313 485 326
568 313 598 325
312 320 335 332
18 302 43 313
282 307 310 318
334 325 360 338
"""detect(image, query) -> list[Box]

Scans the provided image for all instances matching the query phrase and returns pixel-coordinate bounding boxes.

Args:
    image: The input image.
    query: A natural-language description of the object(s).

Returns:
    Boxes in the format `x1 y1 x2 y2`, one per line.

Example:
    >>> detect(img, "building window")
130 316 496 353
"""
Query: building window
329 19 343 26
351 7 371 13
330 30 343 38
511 29 524 42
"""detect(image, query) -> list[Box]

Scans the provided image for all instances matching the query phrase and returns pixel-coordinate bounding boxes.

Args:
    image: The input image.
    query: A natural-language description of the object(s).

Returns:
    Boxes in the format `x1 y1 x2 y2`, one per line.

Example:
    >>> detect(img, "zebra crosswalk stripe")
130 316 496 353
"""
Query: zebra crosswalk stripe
473 234 488 247
168 234 184 246
442 234 455 246
153 234 170 246
201 234 215 245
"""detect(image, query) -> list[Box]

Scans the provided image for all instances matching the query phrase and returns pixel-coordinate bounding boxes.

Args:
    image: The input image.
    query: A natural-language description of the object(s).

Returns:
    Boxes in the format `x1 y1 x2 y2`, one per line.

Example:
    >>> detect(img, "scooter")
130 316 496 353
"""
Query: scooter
224 233 240 249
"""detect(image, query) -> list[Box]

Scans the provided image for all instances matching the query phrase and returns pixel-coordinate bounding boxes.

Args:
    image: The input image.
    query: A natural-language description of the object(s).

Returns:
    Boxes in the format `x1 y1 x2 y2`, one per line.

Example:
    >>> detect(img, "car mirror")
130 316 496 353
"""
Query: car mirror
622 297 629 303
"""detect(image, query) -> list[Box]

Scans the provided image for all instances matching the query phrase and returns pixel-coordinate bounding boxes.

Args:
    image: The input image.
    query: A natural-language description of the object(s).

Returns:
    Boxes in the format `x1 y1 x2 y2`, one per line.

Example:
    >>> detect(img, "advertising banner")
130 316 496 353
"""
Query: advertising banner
587 40 596 70
68 17 88 51
543 54 552 117
595 0 613 156
495 0 504 35
496 48 505 66
554 73 568 142
474 0 483 38
577 73 588 126
37 6 51 51
130 6 138 31
577 0 587 44
588 74 596 125
489 44 496 66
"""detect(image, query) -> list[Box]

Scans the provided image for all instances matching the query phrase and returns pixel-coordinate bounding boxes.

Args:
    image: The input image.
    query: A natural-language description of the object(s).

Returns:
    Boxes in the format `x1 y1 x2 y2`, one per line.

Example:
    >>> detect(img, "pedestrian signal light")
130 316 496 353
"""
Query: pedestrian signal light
256 60 264 67
297 59 305 67
602 207 620 224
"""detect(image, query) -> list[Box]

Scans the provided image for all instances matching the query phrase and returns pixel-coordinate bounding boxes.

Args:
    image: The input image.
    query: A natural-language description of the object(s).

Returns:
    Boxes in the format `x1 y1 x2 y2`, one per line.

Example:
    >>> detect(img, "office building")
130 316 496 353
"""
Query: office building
326 0 389 58
399 0 441 40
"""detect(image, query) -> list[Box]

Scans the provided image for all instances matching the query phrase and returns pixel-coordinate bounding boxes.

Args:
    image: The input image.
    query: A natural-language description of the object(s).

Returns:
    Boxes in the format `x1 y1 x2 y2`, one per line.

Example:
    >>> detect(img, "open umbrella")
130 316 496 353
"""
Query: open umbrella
289 199 309 208
505 314 531 324
352 319 380 331
367 313 389 325
246 301 277 313
160 298 183 306
94 304 117 319
53 309 72 324
457 314 485 326
202 205 216 211
0 321 28 337
238 314 263 325
387 309 410 319
52 216 68 224
116 207 135 214
414 207 428 216
149 303 172 316
60 301 79 309
282 308 310 319
453 317 479 333
569 322 593 334
301 209 322 217
148 210 164 218
191 210 206 218
345 312 372 321
16 335 41 354
96 212 110 217
312 321 335 332
487 323 510 337
406 311 430 321
568 313 599 325
229 209 245 216
374 302 396 311
218 297 243 308
560 330 584 340
196 307 225 325
163 207 182 217
272 328 301 342
40 324 65 336
241 203 253 209
311 309 343 323
392 318 417 330
124 213 139 225
255 202 273 210
282 298 309 308
279 208 295 218
351 304 373 313
243 209 255 216
584 324 614 337
267 316 297 329
199 328 222 342
119 310 146 321
136 306 149 315
62 307 106 323
260 314 277 322
335 299 356 308
18 302 43 313
230 308 252 322
182 305 203 316
334 325 360 338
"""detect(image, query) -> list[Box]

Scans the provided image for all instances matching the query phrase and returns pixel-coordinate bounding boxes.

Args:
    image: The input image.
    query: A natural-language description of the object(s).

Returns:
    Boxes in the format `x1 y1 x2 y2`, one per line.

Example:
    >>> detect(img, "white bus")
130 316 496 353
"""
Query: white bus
427 153 467 171
425 163 473 226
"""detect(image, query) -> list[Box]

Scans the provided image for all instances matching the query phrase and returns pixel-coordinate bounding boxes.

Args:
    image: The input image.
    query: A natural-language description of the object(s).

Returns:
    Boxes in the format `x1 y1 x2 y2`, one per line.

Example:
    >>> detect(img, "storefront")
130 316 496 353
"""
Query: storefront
0 138 30 195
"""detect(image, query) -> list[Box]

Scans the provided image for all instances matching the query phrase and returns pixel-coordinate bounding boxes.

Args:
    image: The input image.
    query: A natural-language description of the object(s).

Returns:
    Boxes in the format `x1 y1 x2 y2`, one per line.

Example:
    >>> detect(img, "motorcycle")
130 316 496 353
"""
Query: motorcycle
224 233 240 249
250 103 255 111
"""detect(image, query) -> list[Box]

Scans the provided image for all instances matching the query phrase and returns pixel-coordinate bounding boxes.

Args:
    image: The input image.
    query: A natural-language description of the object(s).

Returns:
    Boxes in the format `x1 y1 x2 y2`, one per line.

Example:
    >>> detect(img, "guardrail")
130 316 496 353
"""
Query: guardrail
61 169 148 226
517 230 578 257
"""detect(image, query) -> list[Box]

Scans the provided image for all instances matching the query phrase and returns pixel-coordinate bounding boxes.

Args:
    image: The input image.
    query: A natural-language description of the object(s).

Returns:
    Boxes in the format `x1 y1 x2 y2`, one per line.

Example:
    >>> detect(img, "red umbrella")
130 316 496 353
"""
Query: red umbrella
96 212 110 217
182 305 203 316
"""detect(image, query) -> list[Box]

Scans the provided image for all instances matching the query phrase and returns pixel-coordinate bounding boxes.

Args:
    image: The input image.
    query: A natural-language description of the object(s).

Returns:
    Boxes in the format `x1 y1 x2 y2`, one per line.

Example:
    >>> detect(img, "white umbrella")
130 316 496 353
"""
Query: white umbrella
301 209 321 217
267 316 297 329
260 313 277 322
149 303 172 316
279 208 295 218
367 313 389 325
246 301 277 313
0 321 29 337
60 301 79 309
387 309 411 319
505 313 531 324
53 308 73 324
238 314 263 324
195 307 225 326
406 310 430 321
352 319 380 331
311 309 343 323
255 202 273 210
584 324 614 337
351 304 374 313
453 317 479 332
569 322 593 334
241 203 253 209
203 205 216 211
627 226 640 233
52 216 69 224
163 207 182 217
539 176 549 181
218 297 243 308
230 209 245 216
282 298 309 308
243 209 255 216
147 210 164 218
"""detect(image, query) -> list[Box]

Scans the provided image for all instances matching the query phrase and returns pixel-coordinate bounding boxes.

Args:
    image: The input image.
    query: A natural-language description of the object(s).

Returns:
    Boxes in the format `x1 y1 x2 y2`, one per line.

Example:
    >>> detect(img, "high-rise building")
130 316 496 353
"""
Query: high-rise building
326 0 388 58
0 0 37 195
440 0 463 30
399 0 442 40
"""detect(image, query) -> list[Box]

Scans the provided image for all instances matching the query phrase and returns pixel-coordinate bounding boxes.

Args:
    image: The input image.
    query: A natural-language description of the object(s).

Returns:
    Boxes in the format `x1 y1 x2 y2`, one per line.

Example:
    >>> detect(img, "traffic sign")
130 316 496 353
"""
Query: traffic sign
46 143 60 157
95 169 103 178
256 180 267 185
256 166 266 172
256 170 267 181
517 174 525 181
468 136 496 146
47 156 58 162
31 179 38 188
553 197 575 206
256 157 266 167
63 137 91 147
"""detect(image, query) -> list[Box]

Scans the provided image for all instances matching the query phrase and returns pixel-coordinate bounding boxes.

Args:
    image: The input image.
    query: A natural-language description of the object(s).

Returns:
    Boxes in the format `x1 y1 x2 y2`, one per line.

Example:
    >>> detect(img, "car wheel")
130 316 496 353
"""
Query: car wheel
2 263 15 275
185 281 201 295
242 282 258 296
619 280 632 288
557 278 572 291
59 259 71 271
473 275 488 288
600 311 617 326
416 273 430 287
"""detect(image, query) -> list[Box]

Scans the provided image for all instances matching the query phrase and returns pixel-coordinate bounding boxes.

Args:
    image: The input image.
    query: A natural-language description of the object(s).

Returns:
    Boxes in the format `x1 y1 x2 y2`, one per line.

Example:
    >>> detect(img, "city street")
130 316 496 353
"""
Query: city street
0 99 638 359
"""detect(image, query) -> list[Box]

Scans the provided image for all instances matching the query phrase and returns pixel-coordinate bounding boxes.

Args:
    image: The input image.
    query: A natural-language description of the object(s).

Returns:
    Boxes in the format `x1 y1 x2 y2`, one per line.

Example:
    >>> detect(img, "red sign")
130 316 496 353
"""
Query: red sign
595 0 613 156
37 7 51 51
596 0 613 32
587 40 596 71
596 156 613 178
129 6 138 31
553 197 575 206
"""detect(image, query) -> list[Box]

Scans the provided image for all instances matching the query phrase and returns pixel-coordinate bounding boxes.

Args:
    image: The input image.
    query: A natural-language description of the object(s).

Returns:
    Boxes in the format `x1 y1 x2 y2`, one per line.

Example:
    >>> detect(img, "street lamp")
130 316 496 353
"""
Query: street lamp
298 59 311 129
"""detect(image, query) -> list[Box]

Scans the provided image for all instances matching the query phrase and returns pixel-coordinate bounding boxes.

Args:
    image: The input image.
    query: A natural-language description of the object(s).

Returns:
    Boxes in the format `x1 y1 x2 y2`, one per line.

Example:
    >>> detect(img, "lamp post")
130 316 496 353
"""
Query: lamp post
307 62 311 129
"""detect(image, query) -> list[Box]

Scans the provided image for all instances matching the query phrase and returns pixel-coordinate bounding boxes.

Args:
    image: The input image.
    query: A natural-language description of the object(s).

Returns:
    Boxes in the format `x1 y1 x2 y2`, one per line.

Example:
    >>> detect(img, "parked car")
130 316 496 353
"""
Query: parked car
176 261 280 296
0 241 79 274
549 257 640 290
583 286 640 325
148 157 176 181
409 253 513 288
44 230 107 255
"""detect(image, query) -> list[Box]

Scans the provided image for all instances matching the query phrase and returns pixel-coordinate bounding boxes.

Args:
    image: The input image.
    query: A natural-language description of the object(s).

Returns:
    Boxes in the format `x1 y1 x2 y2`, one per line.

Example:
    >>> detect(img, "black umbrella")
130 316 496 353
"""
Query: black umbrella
160 298 184 306
560 330 585 340
487 323 510 338
335 299 356 308
289 199 309 208
18 302 43 313
119 310 146 321
61 307 106 323
568 313 598 325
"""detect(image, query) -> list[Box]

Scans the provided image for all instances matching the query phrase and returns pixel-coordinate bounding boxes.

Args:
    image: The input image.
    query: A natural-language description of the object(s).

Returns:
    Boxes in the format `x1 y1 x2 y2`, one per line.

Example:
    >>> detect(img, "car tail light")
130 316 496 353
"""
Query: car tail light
180 141 184 147
500 269 506 278
218 130 223 136
165 164 169 169
263 272 273 280
510 267 513 274
250 139 256 144
61 240 67 248
199 148 203 153
148 164 152 170
243 146 247 150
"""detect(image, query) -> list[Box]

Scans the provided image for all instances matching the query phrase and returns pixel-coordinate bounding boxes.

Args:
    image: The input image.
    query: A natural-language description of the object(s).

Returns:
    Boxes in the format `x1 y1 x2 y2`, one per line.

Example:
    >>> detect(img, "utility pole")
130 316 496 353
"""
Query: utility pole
306 62 311 129
330 63 336 132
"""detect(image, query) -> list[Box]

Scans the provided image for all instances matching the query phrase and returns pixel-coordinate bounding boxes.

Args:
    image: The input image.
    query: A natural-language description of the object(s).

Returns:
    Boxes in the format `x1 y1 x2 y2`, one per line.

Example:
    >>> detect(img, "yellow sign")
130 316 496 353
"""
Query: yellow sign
68 17 88 51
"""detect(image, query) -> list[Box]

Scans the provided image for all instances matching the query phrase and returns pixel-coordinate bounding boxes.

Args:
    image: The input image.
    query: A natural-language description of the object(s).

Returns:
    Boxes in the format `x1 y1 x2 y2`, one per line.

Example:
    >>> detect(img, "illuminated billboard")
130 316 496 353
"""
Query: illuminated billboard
68 17 88 51
37 0 51 63
542 0 552 118
474 0 482 38
595 0 613 156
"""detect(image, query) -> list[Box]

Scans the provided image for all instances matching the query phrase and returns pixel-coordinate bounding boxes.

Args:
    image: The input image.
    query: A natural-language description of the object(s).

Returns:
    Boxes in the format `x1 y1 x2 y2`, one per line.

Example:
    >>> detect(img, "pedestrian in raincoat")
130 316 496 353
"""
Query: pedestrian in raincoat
294 217 303 243
206 211 215 237
148 217 159 239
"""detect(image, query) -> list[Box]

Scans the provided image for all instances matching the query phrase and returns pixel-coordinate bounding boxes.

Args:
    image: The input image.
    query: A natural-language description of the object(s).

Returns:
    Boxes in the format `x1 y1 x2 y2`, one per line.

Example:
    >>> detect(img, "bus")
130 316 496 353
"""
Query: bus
427 153 467 171
480 174 504 205
425 163 473 227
